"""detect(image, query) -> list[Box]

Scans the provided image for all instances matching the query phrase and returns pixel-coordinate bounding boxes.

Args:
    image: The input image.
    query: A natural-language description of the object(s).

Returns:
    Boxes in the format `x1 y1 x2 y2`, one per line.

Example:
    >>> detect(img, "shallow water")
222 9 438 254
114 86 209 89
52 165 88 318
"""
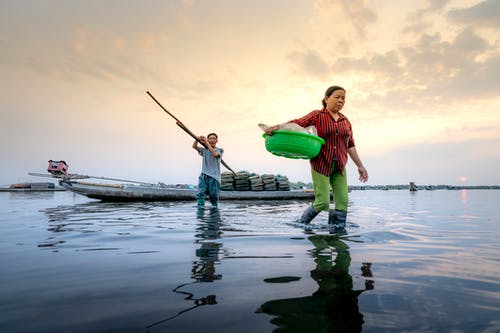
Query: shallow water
0 190 499 332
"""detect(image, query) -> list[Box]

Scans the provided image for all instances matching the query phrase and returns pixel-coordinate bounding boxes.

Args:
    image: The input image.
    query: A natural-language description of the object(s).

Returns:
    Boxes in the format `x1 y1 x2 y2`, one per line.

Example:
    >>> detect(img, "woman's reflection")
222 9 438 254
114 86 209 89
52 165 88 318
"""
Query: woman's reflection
257 234 373 332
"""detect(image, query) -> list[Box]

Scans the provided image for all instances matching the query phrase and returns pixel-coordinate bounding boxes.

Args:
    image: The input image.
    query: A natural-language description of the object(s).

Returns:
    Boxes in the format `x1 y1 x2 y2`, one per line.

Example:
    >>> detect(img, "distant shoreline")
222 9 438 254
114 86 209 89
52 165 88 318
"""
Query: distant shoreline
347 184 500 190
2 182 499 192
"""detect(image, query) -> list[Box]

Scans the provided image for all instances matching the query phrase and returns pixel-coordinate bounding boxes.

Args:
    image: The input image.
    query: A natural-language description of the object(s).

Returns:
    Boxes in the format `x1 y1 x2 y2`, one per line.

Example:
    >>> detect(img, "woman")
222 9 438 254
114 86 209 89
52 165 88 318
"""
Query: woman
265 85 368 228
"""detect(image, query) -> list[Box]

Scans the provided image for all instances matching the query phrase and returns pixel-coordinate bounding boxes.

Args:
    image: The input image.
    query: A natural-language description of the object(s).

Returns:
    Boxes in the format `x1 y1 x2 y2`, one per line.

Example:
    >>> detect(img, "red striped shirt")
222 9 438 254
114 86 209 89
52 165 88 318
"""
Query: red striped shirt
291 109 355 176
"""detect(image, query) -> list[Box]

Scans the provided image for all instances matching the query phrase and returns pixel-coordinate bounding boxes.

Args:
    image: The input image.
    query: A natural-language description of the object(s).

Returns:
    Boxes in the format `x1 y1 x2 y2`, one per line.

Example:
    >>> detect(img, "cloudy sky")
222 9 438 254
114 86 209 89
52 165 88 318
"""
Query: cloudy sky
1 0 499 186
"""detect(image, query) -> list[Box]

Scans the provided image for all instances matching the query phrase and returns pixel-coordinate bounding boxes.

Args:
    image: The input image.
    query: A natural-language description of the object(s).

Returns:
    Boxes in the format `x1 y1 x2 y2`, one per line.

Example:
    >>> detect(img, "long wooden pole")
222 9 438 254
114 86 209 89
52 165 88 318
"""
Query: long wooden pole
146 91 237 176
28 172 155 185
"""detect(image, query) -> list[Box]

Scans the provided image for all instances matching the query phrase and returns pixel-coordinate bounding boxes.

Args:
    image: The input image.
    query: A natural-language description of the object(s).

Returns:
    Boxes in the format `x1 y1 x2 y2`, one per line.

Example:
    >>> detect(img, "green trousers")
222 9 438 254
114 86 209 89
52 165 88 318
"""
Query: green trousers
311 162 348 212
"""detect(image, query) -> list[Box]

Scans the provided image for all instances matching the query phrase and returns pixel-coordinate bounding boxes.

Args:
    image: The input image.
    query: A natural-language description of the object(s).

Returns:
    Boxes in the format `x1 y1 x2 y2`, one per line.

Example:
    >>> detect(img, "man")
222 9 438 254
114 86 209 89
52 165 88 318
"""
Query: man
192 133 223 207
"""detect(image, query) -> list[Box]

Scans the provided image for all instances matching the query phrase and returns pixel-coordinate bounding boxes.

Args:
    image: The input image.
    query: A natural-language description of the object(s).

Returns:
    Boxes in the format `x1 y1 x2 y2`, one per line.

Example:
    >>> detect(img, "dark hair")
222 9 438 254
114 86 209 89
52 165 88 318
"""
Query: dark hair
322 85 345 108
207 133 218 139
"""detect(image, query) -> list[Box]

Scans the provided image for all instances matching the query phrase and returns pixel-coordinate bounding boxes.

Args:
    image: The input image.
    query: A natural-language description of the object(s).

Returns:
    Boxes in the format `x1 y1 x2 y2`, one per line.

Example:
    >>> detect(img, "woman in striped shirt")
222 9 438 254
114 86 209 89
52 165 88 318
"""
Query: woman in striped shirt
265 85 368 229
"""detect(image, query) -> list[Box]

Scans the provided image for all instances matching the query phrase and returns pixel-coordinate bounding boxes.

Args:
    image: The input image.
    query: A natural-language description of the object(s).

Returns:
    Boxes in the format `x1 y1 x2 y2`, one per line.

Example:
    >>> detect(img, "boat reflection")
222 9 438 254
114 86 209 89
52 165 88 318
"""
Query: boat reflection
257 234 374 332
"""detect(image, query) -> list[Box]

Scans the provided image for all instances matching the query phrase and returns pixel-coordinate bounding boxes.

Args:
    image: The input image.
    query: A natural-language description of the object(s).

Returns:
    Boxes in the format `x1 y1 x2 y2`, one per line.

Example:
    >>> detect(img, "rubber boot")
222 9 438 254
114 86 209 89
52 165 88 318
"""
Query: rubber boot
197 198 205 207
209 195 218 208
328 209 347 233
298 205 319 224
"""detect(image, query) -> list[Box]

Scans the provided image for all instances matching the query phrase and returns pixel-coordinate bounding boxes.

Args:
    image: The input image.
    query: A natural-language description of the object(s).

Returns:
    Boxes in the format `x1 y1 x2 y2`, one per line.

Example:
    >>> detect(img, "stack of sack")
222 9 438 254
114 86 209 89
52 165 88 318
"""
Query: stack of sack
221 172 235 191
234 171 250 191
219 171 291 191
249 174 264 191
261 174 277 191
275 175 290 191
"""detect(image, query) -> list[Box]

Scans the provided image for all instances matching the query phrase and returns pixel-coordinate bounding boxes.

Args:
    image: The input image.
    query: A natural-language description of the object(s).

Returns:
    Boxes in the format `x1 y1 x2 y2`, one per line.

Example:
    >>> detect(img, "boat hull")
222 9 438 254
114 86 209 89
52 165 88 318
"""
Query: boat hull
62 181 315 202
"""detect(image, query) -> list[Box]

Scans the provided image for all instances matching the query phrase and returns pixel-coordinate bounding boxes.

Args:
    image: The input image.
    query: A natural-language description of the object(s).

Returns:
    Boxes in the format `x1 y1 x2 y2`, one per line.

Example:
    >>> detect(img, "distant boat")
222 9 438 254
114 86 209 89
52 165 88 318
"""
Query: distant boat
0 182 65 192
409 182 418 192
60 180 315 202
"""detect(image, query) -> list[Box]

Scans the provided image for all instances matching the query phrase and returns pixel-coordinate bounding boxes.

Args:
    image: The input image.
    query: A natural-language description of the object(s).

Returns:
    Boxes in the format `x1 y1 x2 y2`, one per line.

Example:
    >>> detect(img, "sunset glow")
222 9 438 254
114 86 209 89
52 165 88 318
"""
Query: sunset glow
1 0 499 186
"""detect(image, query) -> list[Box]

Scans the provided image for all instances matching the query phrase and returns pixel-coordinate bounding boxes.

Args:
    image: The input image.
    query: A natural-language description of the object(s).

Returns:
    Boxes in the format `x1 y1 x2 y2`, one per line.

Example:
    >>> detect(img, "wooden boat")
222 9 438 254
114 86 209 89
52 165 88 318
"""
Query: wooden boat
30 160 315 202
60 180 315 202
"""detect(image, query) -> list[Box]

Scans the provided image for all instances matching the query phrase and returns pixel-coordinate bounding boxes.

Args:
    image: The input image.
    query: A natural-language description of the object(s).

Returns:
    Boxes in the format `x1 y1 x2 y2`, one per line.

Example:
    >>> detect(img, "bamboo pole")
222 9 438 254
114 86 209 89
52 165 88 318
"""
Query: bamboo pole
147 91 237 176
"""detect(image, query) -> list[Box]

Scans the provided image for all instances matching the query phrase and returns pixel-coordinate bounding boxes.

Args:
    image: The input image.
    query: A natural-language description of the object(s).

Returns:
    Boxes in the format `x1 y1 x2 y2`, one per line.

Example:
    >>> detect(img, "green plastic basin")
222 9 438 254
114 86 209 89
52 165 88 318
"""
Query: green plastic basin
263 130 325 159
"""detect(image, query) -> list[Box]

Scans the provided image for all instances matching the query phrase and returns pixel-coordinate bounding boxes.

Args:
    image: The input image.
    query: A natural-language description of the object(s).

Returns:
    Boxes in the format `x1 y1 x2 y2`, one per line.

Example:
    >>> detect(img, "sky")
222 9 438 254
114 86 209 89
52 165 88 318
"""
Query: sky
1 0 499 186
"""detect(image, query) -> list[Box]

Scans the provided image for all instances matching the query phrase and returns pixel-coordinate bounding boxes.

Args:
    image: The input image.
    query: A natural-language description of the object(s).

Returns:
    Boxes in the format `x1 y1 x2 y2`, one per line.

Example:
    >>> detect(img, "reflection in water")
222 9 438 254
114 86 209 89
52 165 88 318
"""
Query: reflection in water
146 281 218 330
43 201 165 231
193 207 223 282
147 207 223 330
40 201 142 249
257 235 374 332
410 190 417 211
461 189 468 207
39 201 185 249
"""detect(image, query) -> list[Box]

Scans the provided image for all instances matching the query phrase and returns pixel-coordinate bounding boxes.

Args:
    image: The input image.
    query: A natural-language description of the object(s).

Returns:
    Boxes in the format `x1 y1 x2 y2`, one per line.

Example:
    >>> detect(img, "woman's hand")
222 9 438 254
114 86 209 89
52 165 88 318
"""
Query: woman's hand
348 147 368 183
358 166 369 183
264 125 280 136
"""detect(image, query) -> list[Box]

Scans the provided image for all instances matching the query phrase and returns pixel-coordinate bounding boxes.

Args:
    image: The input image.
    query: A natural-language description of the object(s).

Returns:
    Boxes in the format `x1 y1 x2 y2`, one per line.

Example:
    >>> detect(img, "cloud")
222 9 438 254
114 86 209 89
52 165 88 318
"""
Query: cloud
71 26 88 54
287 48 330 78
280 1 500 129
334 50 402 77
16 23 174 86
399 28 498 98
140 33 169 52
402 0 449 34
340 0 378 37
290 24 499 112
424 0 450 11
314 0 378 38
447 0 500 29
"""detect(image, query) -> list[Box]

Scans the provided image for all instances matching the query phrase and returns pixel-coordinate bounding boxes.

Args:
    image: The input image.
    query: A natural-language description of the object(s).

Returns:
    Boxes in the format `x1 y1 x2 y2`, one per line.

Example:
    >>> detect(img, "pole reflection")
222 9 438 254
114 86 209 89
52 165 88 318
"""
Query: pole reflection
257 234 374 332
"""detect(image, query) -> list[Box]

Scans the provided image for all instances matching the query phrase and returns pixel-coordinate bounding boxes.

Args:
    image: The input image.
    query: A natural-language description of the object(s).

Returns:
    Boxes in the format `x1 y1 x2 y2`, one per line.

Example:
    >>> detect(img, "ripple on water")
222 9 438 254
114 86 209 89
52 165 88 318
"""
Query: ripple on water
2 191 499 332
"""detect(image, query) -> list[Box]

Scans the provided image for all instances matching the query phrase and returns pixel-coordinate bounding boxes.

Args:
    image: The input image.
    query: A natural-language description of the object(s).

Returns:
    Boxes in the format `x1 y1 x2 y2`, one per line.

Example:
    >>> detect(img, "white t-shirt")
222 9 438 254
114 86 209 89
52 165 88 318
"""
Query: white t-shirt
199 147 224 183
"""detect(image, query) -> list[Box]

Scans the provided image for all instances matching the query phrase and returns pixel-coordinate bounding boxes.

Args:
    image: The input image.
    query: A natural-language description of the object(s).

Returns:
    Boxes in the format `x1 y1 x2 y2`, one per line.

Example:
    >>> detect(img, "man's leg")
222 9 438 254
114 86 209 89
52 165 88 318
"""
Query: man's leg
196 174 207 206
207 177 220 207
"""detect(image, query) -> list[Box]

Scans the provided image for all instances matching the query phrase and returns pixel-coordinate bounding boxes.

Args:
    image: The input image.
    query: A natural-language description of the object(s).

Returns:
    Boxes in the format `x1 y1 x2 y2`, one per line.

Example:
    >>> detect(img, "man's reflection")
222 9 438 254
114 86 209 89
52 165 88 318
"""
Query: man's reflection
146 207 224 330
192 207 223 282
257 234 373 333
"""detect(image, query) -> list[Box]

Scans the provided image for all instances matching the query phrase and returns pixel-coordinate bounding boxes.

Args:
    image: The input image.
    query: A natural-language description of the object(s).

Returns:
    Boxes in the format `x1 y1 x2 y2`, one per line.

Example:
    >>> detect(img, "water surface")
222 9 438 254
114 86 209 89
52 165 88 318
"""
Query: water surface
0 190 499 332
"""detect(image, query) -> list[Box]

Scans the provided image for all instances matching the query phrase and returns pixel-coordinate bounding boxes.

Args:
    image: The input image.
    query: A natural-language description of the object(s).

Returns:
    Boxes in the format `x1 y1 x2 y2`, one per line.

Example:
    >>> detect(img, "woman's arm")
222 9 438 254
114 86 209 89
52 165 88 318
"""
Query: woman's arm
348 147 368 182
264 111 319 136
